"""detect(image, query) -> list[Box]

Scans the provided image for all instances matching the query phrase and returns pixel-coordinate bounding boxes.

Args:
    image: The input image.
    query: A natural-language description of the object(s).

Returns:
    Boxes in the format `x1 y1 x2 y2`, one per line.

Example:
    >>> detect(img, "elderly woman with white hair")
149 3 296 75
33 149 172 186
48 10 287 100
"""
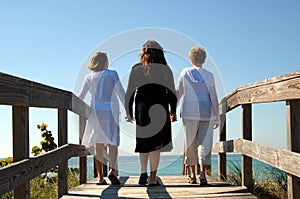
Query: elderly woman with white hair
176 46 220 186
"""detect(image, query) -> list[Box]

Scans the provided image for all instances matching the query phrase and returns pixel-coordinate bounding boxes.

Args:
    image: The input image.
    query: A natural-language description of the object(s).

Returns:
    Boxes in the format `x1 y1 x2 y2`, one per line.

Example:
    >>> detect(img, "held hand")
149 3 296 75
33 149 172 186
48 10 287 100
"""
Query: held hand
170 113 177 122
214 123 219 129
125 115 134 123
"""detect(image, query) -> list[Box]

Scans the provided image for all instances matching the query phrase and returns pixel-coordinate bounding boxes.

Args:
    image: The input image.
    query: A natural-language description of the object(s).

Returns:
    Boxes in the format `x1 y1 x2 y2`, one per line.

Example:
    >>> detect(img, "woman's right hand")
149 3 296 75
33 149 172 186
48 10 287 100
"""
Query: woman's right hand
125 115 134 123
170 113 177 122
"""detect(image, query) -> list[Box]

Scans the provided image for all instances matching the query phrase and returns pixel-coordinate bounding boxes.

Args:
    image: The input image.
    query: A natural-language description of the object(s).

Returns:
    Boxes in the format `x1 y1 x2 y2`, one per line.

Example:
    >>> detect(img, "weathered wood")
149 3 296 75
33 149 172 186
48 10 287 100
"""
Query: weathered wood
219 70 300 114
58 108 69 198
71 94 90 119
79 116 87 184
218 112 227 181
5 69 300 198
0 72 72 109
242 105 253 190
58 109 68 146
212 140 234 153
0 72 90 118
0 144 90 195
0 72 91 197
12 106 30 199
213 139 300 178
61 176 257 199
286 100 300 199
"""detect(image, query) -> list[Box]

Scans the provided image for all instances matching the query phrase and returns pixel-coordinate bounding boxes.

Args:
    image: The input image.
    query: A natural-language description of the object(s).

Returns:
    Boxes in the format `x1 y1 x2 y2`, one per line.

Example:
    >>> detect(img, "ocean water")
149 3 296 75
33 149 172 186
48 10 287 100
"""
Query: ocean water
68 153 286 181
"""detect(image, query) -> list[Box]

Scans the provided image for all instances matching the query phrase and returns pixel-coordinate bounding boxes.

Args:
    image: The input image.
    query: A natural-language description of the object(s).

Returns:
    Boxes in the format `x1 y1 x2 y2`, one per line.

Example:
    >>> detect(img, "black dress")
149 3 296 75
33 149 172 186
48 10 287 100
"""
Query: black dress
125 63 177 153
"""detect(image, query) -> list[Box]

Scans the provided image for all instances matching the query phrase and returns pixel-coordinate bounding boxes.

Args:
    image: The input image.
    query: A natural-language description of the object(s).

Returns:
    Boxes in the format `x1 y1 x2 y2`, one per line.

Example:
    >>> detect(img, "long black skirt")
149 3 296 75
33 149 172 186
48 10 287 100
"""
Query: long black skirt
134 102 173 153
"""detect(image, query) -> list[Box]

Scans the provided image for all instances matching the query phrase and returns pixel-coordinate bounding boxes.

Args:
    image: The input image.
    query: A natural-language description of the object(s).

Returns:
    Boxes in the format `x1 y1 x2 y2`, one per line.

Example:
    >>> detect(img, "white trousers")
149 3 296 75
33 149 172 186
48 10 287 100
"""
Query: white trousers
183 119 214 165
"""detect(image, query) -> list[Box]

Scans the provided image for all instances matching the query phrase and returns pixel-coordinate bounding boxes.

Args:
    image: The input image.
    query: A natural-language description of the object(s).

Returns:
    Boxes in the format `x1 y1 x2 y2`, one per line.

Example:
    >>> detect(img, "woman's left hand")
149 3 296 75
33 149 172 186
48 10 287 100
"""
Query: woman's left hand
213 124 219 129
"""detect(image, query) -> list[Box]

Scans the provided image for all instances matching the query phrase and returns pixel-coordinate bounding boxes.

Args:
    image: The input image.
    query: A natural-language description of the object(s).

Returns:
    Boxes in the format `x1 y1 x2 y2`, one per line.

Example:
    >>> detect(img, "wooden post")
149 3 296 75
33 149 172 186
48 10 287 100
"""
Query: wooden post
79 116 87 184
58 108 68 198
242 104 253 190
286 100 300 199
13 106 30 199
218 112 226 181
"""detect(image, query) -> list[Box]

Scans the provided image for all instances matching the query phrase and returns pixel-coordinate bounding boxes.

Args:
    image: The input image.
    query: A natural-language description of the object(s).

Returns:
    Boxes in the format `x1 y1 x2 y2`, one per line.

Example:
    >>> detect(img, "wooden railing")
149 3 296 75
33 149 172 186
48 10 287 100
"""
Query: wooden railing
212 70 300 199
0 72 91 198
2 69 300 198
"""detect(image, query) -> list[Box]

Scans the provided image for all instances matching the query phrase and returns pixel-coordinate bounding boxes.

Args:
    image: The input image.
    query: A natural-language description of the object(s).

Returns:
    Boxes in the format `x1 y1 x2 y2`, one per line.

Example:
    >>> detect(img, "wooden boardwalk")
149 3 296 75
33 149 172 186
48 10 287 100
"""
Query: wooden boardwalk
61 176 256 199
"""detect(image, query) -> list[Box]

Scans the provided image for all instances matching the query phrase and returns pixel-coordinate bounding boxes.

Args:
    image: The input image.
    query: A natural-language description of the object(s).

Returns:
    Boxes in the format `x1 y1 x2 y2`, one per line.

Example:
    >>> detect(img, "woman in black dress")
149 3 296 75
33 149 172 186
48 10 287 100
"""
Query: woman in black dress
125 40 177 185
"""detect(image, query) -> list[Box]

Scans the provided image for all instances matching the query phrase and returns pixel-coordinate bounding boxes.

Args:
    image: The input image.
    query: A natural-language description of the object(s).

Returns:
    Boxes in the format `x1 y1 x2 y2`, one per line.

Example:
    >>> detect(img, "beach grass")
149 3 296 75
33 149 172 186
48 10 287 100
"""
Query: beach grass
225 160 287 199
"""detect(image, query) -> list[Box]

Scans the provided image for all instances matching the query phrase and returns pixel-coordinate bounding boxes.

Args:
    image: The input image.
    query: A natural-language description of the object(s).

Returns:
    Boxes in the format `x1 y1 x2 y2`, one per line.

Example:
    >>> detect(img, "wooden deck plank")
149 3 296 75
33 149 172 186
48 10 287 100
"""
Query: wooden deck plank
61 176 256 199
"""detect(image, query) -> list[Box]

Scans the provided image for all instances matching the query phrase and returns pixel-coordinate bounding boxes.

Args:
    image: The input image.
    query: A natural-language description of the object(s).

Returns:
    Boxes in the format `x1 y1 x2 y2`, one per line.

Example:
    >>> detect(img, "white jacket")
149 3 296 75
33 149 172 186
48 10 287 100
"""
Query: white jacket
176 66 220 124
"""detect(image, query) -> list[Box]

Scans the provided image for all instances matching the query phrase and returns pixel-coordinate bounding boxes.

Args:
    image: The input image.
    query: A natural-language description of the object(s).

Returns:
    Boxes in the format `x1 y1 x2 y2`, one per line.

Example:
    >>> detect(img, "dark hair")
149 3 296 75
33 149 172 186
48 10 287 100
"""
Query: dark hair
140 40 167 76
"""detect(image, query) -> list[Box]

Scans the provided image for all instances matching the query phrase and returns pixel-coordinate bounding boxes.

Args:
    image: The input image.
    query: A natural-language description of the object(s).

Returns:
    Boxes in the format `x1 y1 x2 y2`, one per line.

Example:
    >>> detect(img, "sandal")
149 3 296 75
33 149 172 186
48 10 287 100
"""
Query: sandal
200 178 208 186
96 179 108 185
138 173 148 185
108 174 121 185
188 176 197 184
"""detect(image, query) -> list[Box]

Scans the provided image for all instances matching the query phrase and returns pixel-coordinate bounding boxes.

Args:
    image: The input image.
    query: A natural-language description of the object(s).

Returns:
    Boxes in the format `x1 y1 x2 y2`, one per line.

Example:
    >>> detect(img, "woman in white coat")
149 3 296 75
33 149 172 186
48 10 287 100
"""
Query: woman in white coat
78 52 125 185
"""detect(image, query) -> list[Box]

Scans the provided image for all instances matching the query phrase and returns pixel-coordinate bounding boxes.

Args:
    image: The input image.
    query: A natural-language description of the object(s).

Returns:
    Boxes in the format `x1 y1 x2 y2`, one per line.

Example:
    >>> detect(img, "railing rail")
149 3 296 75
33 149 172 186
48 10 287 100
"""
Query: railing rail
2 69 300 198
213 70 300 199
0 72 91 198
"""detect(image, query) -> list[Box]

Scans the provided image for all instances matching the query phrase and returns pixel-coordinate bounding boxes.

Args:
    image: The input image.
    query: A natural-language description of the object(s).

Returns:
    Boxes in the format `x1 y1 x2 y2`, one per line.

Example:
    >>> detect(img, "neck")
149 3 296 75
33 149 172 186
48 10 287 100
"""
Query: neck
193 64 203 68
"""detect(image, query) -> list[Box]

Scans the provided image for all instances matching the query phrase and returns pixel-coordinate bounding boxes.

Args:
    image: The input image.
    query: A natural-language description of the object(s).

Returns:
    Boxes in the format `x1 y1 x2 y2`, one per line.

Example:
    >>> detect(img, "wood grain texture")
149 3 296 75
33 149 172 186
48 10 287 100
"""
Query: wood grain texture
12 106 30 199
0 144 90 195
0 72 91 197
286 100 300 199
218 112 227 181
58 108 68 197
213 139 300 178
219 70 300 114
71 94 90 119
0 72 90 118
61 176 257 199
0 72 72 108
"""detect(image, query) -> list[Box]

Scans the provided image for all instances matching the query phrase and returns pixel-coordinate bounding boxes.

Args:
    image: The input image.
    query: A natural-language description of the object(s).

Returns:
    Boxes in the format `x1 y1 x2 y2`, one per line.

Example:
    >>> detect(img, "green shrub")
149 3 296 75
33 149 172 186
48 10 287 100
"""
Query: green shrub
0 169 80 199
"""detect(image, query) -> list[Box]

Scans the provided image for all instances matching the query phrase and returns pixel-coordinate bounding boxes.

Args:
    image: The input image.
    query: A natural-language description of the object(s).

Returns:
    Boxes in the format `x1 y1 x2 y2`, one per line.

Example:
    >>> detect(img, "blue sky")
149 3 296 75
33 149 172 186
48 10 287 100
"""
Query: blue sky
1 0 300 157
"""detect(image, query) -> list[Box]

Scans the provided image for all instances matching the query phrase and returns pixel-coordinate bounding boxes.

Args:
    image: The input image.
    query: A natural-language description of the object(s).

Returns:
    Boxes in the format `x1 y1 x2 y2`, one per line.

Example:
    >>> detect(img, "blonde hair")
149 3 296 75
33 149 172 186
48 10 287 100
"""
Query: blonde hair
88 52 108 71
190 46 206 65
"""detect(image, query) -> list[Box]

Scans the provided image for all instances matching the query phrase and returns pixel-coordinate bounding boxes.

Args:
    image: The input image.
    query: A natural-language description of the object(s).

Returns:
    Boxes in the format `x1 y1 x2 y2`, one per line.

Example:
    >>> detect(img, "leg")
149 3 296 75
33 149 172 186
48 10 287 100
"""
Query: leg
199 151 212 179
200 164 211 179
139 152 149 174
107 144 121 185
197 121 213 185
189 165 196 179
94 143 105 183
183 119 199 180
138 152 149 185
149 150 160 184
108 144 118 176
